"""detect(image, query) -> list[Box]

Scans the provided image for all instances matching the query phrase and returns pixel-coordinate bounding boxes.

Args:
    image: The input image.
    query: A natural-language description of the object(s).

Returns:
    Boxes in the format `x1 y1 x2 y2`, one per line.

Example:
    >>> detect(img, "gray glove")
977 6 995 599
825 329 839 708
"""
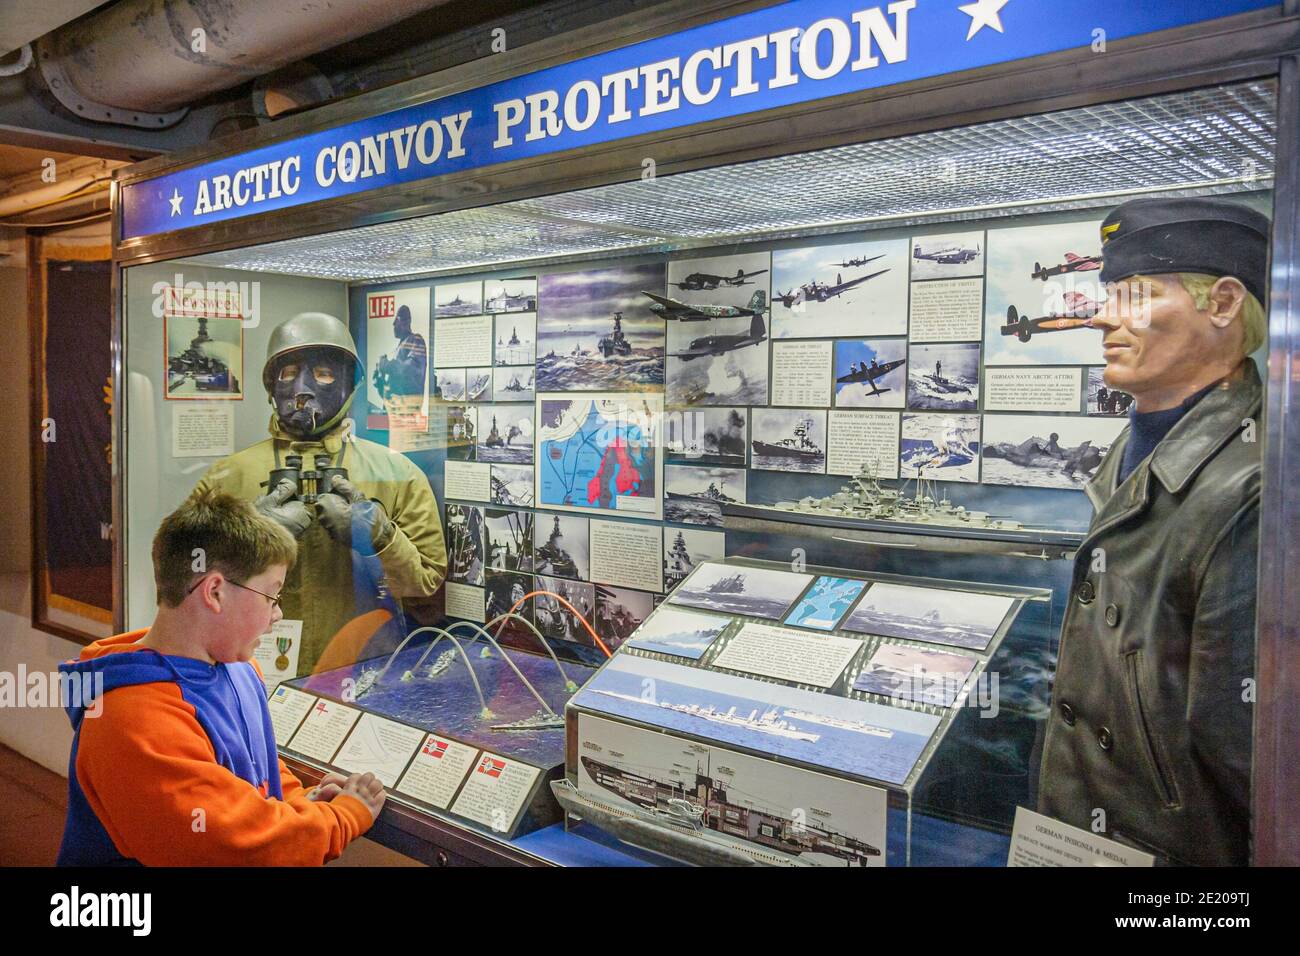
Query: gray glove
315 476 394 552
254 479 312 538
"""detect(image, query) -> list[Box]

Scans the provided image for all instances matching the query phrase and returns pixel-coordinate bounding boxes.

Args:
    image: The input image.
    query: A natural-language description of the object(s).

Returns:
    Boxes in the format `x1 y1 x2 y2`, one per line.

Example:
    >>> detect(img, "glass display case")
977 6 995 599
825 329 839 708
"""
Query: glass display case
110 0 1298 865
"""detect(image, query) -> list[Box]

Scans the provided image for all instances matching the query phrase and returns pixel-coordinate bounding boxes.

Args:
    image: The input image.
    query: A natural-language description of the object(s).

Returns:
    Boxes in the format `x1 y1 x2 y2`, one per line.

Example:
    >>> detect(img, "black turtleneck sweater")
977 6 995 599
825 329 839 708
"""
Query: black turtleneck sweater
1118 380 1220 484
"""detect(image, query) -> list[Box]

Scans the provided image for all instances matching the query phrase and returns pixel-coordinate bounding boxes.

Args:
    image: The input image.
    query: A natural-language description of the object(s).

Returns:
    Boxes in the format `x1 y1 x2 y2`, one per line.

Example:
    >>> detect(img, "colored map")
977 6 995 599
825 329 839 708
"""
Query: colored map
537 395 662 519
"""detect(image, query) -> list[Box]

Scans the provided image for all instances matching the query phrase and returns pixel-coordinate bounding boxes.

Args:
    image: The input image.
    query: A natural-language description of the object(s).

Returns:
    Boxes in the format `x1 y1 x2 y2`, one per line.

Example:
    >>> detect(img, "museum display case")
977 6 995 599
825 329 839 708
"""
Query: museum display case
109 0 1300 865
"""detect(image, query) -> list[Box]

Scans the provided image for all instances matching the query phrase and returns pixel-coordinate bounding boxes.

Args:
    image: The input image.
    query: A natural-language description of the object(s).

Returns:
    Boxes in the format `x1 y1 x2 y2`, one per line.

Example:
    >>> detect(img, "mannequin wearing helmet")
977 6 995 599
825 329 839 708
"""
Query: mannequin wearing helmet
192 312 447 675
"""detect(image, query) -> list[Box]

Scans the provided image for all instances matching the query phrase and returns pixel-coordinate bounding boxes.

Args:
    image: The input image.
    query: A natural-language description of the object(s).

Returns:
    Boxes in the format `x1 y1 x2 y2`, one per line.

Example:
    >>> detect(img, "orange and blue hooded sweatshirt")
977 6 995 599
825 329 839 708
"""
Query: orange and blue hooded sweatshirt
57 631 372 866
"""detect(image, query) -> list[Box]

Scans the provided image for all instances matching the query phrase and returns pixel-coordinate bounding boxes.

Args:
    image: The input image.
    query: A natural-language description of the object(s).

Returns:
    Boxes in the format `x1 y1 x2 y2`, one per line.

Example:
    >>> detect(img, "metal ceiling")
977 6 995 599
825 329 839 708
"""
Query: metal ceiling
181 80 1277 283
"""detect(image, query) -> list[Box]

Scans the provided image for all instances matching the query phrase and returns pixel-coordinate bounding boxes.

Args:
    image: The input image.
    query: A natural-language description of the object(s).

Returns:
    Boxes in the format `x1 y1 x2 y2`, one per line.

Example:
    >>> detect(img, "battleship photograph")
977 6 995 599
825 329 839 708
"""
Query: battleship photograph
476 405 534 464
533 513 589 580
570 654 940 785
842 581 1018 651
785 576 867 631
486 278 538 313
435 280 484 317
668 562 812 620
853 643 978 707
494 313 537 366
981 414 1126 489
663 407 747 467
899 413 980 482
626 606 730 660
662 527 724 592
494 365 535 402
490 464 534 506
466 367 493 402
664 465 746 527
484 508 533 573
906 342 980 411
536 265 666 391
436 367 467 402
165 315 243 398
565 752 882 867
750 409 827 474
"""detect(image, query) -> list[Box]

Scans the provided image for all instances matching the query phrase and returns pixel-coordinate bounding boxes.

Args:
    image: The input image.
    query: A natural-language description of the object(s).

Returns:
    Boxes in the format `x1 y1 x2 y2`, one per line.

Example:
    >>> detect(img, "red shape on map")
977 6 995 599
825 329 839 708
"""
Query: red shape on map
586 437 642 506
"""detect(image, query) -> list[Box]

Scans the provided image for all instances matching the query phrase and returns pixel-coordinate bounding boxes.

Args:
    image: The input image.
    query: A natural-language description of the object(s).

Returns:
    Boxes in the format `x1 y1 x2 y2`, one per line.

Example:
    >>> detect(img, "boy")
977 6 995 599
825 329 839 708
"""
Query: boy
58 488 385 865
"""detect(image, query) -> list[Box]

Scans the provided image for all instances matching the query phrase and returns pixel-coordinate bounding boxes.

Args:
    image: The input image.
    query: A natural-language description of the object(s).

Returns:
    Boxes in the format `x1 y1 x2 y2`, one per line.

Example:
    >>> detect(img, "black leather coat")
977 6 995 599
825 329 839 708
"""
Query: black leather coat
1038 362 1262 865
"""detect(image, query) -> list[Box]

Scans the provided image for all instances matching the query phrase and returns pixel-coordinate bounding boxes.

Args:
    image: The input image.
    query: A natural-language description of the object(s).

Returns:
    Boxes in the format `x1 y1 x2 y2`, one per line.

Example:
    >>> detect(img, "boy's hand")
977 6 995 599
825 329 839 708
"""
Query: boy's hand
307 771 349 802
339 771 386 821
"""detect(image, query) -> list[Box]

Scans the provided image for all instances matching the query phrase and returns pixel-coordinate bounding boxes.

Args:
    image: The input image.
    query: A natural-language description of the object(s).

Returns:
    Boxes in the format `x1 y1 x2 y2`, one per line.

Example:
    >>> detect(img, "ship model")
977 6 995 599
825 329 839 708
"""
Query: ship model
491 710 566 731
597 311 633 358
751 418 823 462
551 755 881 866
722 461 1078 544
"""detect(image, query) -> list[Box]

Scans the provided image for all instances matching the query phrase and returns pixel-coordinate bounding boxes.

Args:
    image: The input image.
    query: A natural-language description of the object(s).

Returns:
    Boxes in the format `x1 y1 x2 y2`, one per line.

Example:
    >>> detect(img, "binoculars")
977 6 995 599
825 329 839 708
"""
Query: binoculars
264 454 349 504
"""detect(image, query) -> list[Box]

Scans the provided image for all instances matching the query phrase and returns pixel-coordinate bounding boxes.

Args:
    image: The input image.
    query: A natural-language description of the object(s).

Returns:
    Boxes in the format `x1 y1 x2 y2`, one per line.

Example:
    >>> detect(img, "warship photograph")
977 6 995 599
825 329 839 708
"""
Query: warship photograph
494 314 536 366
664 465 745 527
842 581 1017 651
668 563 812 619
750 410 826 473
476 407 534 463
626 606 729 660
553 754 882 867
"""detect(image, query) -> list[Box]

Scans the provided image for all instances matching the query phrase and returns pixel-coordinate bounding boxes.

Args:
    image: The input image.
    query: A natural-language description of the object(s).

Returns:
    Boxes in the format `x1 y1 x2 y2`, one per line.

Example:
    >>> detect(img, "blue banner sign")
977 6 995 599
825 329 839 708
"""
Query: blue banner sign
121 0 1275 239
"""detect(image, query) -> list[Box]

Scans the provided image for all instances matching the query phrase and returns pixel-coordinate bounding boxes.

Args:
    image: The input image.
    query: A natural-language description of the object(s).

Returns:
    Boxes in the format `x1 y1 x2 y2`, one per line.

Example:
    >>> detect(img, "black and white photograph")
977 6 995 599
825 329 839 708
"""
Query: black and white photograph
536 264 666 391
665 313 768 406
465 366 492 402
490 463 534 506
843 581 1018 651
669 562 814 620
664 464 746 527
907 342 980 411
532 512 590 580
594 584 655 650
494 313 537 366
899 413 980 483
663 526 725 592
751 408 827 474
666 251 771 307
663 407 747 466
475 404 534 463
436 367 466 402
534 576 597 645
981 414 1127 489
486 277 538 313
484 508 533 573
1086 367 1134 416
626 605 730 660
852 643 978 707
164 314 244 399
493 365 535 402
443 405 477 460
771 237 908 339
364 287 428 415
834 337 907 409
484 569 533 624
983 218 1106 367
435 280 483 317
445 504 485 587
910 231 985 281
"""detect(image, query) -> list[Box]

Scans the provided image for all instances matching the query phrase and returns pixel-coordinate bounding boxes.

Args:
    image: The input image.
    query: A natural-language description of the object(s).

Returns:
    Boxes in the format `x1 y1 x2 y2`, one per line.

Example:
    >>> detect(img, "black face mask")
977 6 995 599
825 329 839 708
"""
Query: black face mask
271 347 354 437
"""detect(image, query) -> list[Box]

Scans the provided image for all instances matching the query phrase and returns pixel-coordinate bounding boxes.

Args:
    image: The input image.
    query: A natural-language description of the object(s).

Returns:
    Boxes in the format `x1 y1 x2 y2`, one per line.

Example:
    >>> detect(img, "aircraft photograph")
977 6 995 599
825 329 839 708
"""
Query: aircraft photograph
642 289 767 322
772 268 890 309
669 313 767 361
1030 252 1102 281
913 242 980 265
831 253 885 269
672 267 768 290
1001 291 1101 342
835 357 907 397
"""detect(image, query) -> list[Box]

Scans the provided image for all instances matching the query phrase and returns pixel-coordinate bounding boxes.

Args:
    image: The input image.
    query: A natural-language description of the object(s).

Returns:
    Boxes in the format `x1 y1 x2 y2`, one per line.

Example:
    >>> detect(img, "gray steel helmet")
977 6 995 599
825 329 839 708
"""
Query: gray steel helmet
261 312 361 393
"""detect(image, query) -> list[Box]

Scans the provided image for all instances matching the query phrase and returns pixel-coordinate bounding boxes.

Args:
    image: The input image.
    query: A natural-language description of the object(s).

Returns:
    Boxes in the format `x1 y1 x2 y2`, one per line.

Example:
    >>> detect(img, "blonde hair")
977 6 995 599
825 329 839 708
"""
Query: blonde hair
152 488 297 607
1177 272 1267 356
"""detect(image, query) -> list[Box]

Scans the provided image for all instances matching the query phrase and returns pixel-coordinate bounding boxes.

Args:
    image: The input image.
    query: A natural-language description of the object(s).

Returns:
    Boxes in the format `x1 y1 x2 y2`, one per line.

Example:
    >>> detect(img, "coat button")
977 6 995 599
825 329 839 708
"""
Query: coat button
1060 701 1076 726
1076 580 1095 605
1098 727 1113 750
1105 604 1120 627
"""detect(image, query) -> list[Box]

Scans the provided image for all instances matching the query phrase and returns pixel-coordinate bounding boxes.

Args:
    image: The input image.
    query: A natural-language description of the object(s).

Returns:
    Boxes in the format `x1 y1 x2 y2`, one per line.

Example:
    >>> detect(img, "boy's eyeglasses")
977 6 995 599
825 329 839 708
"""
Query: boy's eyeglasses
187 576 282 611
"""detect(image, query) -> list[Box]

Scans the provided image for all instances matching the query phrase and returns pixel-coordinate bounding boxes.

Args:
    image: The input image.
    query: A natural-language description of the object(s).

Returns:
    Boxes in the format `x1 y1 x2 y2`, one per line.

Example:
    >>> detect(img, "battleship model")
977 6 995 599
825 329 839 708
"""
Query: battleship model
352 667 379 699
722 461 1079 545
597 311 633 358
490 709 566 731
751 418 824 463
590 690 820 743
427 649 456 678
552 755 881 866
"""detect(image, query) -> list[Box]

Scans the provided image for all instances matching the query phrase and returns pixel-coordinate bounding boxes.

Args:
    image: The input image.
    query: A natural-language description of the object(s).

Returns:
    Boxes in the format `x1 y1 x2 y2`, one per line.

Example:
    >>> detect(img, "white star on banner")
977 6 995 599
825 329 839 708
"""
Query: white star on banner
168 188 183 216
958 0 1010 41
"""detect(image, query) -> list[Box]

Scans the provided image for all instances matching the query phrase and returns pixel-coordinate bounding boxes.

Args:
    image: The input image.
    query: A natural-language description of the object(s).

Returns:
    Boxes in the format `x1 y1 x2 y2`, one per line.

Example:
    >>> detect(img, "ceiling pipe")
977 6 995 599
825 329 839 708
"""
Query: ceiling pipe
35 0 453 128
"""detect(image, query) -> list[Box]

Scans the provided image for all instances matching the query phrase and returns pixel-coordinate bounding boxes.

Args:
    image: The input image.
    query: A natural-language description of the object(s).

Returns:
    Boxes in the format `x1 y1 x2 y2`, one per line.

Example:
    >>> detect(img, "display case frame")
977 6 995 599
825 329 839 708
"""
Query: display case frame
108 0 1300 865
